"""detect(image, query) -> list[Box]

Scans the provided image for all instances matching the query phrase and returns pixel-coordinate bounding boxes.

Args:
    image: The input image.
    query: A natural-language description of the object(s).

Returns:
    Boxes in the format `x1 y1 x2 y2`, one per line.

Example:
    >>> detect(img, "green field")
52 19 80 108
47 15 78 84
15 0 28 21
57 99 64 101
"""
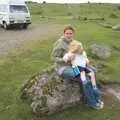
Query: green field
0 2 120 120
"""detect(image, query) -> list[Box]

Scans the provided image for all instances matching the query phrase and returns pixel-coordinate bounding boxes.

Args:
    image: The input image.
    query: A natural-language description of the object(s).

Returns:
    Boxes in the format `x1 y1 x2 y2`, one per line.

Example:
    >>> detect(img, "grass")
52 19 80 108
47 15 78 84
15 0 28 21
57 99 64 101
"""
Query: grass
28 2 120 24
0 2 120 120
0 37 55 120
0 35 120 120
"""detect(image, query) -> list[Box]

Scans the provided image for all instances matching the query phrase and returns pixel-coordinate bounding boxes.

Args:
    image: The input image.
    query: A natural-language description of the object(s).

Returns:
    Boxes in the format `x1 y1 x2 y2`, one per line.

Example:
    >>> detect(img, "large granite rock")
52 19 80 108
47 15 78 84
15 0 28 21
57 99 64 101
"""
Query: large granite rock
21 68 81 116
90 44 112 59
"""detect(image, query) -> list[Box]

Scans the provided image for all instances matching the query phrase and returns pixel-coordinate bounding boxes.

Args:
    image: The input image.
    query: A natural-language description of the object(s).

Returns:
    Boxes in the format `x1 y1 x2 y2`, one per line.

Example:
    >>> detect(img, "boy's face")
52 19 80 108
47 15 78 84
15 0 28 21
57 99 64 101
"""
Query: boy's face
69 42 83 53
64 29 73 40
69 43 78 53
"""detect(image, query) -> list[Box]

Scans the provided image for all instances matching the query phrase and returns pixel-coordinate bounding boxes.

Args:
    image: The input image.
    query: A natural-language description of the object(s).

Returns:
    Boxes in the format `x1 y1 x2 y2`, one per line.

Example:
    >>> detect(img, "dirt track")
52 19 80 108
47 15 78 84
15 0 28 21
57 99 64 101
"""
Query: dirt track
0 24 63 55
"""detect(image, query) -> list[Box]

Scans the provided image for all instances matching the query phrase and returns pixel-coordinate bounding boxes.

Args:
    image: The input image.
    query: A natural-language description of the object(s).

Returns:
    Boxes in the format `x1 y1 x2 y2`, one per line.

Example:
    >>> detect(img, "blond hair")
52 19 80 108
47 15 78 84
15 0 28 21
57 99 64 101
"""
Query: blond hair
69 40 83 54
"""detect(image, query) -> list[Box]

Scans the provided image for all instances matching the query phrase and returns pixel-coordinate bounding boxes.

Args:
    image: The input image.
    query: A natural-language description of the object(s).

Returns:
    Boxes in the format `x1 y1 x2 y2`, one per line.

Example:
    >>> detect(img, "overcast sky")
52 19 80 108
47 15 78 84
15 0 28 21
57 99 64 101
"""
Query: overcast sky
27 0 120 3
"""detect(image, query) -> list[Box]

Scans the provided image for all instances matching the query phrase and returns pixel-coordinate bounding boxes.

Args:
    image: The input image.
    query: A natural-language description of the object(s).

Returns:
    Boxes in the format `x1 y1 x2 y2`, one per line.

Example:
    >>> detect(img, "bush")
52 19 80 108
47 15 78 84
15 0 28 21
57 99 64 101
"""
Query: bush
68 12 72 16
117 6 120 10
42 1 46 4
36 11 43 15
109 13 118 18
83 17 87 21
78 15 81 20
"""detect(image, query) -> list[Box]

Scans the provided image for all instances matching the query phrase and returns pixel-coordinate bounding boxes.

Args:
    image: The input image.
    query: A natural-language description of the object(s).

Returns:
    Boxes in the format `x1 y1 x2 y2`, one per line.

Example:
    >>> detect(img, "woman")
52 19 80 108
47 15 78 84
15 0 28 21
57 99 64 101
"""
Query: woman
51 24 76 80
51 24 103 109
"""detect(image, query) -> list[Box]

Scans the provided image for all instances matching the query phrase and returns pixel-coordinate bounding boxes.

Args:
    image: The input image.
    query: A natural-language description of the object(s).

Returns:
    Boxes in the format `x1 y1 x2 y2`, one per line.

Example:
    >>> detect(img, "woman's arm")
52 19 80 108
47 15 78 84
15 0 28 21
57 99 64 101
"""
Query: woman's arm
51 40 66 63
52 49 66 63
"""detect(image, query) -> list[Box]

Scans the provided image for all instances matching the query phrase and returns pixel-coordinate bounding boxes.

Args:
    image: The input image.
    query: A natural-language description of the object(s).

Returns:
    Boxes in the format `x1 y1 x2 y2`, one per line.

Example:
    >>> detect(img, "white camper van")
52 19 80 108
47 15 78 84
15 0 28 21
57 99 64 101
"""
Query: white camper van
0 0 31 29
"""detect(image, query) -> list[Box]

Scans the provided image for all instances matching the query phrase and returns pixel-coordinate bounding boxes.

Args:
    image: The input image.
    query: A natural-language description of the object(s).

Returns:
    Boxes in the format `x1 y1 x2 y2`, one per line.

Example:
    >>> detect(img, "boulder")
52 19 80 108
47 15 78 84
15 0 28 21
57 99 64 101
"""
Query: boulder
21 69 81 116
90 44 112 59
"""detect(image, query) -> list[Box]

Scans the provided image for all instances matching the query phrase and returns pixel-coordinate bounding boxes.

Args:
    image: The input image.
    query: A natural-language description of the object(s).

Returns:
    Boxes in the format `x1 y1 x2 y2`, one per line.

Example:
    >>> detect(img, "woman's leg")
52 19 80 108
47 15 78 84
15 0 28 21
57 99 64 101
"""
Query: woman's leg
57 66 75 80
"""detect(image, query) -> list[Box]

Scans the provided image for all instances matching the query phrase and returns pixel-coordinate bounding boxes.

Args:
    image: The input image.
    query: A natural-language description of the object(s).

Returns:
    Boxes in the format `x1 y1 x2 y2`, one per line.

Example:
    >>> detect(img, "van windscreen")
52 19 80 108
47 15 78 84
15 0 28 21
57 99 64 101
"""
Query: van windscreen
10 5 28 13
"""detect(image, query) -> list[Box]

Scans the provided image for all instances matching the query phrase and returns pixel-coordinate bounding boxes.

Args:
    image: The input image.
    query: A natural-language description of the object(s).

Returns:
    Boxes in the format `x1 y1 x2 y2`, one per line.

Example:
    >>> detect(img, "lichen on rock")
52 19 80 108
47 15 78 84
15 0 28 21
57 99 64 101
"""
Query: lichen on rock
21 67 81 116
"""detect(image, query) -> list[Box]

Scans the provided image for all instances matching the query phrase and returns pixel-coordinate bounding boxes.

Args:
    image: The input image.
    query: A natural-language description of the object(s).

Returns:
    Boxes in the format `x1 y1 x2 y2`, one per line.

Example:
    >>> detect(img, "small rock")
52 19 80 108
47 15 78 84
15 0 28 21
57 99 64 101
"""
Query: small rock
98 23 112 28
112 24 120 30
105 85 120 101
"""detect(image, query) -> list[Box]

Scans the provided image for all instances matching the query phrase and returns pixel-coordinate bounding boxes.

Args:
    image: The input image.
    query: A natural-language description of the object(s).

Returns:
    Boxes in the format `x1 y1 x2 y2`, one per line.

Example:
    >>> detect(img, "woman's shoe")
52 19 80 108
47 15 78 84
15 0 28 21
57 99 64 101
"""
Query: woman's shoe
91 103 104 110
98 99 104 105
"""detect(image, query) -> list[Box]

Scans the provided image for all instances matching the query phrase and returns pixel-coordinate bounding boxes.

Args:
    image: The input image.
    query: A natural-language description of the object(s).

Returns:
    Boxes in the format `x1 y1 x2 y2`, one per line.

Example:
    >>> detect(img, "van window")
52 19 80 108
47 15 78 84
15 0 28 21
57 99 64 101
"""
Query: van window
9 5 28 13
0 4 7 12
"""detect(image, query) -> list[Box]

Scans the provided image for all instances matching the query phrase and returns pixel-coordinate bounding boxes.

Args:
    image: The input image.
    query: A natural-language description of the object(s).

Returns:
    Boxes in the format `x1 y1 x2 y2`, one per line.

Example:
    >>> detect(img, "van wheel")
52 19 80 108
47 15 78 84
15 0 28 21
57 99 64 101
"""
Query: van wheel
3 22 8 30
19 24 24 29
23 25 28 29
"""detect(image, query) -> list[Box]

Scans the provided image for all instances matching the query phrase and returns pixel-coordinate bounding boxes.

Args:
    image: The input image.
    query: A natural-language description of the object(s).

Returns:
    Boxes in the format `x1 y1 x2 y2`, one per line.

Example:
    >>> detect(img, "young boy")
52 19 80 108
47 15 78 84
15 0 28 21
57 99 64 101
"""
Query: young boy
63 40 104 108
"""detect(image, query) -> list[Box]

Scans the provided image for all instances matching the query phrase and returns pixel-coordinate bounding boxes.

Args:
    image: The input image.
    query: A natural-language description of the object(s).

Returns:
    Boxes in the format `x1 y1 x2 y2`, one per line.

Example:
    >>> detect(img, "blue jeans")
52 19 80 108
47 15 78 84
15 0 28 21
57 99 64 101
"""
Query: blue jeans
56 66 75 80
83 81 101 107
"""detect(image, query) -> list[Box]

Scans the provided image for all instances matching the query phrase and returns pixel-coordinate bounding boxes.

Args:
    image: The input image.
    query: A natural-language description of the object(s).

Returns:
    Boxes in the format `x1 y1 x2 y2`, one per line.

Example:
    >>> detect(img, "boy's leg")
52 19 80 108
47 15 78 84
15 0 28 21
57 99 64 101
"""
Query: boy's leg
80 71 96 106
80 71 87 84
85 67 104 108
79 71 87 103
88 72 96 87
88 72 104 106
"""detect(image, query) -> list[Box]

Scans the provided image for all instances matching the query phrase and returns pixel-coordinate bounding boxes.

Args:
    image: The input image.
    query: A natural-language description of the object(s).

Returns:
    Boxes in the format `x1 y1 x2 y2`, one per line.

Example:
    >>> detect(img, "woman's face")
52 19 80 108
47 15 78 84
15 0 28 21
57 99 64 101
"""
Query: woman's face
64 29 74 41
